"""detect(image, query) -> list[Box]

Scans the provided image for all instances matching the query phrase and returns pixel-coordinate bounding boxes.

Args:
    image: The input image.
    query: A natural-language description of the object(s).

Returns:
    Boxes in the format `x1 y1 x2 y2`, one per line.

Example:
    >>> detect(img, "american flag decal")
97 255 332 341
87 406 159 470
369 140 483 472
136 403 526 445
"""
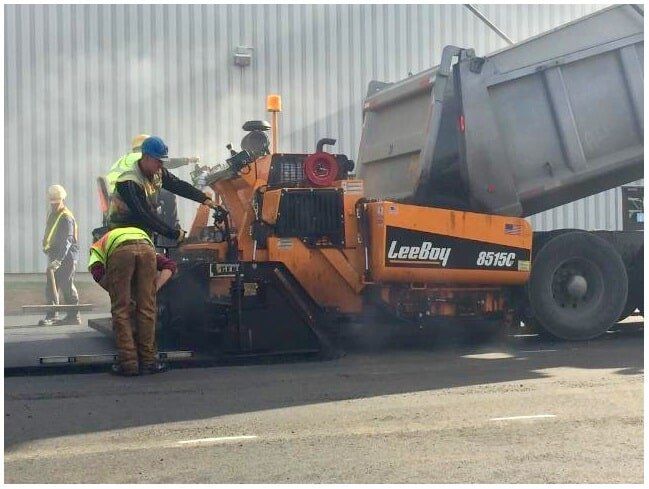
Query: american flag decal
504 223 522 235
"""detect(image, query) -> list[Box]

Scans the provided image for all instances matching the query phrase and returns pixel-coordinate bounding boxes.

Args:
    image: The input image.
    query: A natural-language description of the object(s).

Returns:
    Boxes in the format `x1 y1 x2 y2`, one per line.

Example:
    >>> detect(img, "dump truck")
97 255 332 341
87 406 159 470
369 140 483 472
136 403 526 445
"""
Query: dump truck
82 4 642 363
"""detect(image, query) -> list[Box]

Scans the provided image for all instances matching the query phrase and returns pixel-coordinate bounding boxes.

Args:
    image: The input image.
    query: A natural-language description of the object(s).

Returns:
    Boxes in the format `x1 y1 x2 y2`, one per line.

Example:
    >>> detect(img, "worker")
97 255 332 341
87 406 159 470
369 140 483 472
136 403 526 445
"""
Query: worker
105 134 199 247
88 226 177 376
105 134 149 195
107 135 217 242
106 134 199 194
39 184 80 326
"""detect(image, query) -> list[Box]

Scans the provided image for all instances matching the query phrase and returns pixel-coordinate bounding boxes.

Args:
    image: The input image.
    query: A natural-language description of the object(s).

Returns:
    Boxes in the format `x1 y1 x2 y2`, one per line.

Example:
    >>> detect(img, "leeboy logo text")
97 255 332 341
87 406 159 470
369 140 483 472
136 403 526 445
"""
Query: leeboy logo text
387 241 451 266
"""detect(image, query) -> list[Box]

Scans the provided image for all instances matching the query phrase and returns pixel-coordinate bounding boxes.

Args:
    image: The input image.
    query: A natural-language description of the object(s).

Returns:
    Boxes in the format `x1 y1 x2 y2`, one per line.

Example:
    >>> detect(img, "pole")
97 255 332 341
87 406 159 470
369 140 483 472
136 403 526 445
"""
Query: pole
271 111 279 154
464 4 514 46
47 268 59 320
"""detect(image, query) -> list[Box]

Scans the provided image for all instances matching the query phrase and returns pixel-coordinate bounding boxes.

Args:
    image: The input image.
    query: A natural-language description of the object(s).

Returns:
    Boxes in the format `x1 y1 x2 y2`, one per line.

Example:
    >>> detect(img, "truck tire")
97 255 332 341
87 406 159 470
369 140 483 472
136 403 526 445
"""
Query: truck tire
619 251 643 320
629 250 643 315
528 231 628 340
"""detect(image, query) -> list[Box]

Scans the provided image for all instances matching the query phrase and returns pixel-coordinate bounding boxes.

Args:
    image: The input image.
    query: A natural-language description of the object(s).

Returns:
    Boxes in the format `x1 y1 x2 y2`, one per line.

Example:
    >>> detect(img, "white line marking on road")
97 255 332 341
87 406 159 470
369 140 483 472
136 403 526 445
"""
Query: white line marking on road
490 414 556 421
462 352 515 360
511 334 539 338
519 349 558 353
177 435 258 445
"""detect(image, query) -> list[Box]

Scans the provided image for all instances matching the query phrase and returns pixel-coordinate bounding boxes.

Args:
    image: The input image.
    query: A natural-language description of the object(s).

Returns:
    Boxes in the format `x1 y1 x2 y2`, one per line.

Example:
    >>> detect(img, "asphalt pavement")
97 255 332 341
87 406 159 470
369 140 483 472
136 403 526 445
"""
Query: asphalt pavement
4 318 644 483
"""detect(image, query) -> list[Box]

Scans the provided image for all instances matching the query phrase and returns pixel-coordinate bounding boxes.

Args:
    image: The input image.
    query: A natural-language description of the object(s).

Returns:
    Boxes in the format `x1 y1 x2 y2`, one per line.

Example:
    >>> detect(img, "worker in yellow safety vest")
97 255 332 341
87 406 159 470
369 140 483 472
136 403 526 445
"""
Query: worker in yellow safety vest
105 134 200 248
107 136 217 242
106 134 200 194
88 226 177 376
40 184 80 326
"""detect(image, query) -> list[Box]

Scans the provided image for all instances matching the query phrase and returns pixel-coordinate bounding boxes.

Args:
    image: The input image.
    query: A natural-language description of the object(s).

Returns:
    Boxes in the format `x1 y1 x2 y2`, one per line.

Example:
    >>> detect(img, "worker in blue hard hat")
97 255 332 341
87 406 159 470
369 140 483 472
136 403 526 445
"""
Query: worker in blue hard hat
106 134 200 195
105 134 150 196
107 135 218 242
104 134 201 247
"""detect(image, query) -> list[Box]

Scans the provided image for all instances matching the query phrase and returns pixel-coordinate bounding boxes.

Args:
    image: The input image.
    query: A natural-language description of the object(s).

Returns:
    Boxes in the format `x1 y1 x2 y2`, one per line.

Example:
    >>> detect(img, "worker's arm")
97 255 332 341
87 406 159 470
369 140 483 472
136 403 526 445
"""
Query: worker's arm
161 168 210 204
115 181 180 239
165 157 199 170
89 263 109 291
155 269 173 291
155 254 177 291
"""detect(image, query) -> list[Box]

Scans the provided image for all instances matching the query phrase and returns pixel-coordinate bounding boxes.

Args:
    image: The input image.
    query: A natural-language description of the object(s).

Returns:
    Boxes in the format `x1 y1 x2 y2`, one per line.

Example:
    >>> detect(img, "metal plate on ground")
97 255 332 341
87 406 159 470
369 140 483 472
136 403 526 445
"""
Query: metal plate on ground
87 317 113 337
21 303 94 313
4 322 115 369
40 351 194 366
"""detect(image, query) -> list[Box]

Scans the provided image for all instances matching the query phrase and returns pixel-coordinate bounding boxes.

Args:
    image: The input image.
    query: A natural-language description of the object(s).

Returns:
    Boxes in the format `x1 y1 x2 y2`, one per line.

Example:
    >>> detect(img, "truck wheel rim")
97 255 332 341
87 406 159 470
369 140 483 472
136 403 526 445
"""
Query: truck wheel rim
551 258 603 311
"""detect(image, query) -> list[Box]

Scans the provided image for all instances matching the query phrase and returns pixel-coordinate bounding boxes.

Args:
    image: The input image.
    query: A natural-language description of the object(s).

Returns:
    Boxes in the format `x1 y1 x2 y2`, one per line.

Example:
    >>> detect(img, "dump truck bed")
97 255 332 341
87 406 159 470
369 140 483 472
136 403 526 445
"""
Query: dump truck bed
358 4 644 217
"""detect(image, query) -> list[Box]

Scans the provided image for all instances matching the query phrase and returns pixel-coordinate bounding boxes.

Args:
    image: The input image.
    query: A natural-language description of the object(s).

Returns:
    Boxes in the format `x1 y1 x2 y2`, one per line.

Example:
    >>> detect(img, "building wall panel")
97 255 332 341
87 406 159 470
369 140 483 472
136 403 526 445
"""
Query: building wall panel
5 4 616 272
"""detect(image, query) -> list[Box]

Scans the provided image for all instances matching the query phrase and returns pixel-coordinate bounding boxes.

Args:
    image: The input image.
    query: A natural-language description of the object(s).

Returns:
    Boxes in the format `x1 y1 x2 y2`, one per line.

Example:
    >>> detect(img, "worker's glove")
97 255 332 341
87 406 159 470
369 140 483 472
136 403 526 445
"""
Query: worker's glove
47 259 62 271
203 198 219 209
187 156 200 164
176 230 187 245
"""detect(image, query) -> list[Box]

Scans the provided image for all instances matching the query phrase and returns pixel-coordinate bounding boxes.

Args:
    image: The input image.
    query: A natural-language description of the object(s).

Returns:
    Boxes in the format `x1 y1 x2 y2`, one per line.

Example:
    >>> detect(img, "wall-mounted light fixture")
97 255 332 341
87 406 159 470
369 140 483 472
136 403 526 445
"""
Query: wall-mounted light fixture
234 46 254 67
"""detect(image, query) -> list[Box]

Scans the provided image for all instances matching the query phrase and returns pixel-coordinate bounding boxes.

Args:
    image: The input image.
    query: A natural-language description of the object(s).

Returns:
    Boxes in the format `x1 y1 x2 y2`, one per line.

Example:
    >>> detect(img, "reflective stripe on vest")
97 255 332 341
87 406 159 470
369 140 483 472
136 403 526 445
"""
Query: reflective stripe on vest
43 208 76 253
87 227 153 270
106 152 141 194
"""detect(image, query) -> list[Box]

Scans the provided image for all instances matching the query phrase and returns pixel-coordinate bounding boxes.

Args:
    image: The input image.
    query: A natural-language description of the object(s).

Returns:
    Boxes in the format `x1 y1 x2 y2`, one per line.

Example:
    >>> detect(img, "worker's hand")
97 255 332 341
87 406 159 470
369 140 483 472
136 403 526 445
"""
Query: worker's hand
187 156 200 164
203 198 219 209
176 229 187 245
47 259 62 271
98 276 109 292
155 269 174 291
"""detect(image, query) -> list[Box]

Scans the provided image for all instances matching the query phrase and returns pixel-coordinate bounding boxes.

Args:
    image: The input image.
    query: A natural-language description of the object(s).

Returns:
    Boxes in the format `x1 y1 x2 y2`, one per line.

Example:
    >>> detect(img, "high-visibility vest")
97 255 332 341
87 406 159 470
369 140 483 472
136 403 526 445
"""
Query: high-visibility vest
88 227 154 270
106 152 141 194
42 207 78 253
107 160 163 228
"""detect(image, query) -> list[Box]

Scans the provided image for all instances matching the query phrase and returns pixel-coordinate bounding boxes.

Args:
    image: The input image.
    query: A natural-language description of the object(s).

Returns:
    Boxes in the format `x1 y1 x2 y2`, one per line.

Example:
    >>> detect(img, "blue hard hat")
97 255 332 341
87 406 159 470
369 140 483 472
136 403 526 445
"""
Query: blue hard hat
141 136 169 162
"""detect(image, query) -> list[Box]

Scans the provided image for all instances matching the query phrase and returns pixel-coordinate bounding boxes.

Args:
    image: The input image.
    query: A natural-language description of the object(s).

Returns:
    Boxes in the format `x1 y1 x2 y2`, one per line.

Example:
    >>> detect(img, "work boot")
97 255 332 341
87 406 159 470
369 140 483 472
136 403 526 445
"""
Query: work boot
140 361 169 375
110 363 139 377
38 317 57 326
53 314 82 326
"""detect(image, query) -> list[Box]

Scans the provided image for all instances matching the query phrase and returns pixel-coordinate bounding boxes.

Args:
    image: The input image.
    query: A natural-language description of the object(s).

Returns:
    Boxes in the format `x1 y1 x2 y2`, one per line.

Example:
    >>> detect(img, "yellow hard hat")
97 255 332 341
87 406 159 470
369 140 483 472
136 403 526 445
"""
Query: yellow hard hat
131 133 150 151
47 184 67 203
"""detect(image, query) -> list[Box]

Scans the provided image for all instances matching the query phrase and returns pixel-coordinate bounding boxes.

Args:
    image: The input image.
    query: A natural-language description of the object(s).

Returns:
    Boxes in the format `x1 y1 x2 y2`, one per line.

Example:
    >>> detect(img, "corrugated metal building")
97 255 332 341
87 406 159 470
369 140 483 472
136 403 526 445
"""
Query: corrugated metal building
6 3 637 273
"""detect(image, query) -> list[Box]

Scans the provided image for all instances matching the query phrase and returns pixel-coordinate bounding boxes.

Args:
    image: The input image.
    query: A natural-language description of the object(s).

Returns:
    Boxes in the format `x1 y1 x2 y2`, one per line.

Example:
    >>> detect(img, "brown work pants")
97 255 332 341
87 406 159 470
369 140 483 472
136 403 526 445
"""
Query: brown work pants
106 241 157 372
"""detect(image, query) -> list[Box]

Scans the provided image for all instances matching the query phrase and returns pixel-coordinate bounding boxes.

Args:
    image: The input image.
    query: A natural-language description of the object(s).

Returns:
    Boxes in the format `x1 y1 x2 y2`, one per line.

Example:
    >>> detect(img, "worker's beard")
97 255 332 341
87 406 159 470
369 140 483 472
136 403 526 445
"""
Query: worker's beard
139 159 161 179
49 202 63 214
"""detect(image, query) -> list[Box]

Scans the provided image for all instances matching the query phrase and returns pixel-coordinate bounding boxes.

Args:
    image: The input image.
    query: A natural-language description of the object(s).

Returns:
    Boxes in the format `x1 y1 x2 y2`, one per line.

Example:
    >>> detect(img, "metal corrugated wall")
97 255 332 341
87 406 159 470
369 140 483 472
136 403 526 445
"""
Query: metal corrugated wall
5 4 615 273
